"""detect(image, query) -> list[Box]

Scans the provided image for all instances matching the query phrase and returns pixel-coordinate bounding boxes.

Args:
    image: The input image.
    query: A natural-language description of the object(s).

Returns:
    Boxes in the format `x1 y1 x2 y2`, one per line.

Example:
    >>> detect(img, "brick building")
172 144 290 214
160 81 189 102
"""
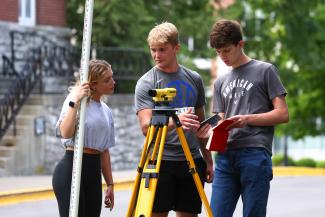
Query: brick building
0 0 71 70
0 0 66 26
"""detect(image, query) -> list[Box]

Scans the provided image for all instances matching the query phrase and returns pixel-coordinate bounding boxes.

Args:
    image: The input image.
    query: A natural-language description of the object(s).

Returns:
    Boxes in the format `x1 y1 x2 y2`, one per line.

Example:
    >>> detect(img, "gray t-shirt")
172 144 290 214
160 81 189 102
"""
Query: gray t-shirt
56 97 115 152
212 59 287 154
135 65 206 161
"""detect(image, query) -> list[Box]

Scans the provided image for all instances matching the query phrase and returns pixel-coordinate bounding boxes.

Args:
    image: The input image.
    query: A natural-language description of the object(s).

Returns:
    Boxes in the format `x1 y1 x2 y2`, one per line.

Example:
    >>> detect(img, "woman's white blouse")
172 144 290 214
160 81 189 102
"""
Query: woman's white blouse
56 97 115 152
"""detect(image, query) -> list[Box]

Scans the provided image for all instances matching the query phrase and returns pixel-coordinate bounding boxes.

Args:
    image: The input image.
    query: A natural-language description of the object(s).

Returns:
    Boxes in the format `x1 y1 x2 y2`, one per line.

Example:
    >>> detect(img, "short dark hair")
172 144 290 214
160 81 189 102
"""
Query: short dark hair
210 19 243 49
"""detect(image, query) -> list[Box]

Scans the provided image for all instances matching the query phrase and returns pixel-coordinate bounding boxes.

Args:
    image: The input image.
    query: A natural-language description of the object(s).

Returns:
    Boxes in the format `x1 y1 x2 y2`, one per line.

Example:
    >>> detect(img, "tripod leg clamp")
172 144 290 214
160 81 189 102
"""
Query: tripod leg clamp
137 167 143 173
189 167 198 174
141 172 159 188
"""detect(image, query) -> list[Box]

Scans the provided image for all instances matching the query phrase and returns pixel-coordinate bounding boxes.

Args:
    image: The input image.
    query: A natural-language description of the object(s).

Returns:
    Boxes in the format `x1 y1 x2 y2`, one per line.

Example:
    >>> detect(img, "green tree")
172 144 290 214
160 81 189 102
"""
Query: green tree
67 0 153 48
143 0 215 57
218 0 325 139
66 0 215 57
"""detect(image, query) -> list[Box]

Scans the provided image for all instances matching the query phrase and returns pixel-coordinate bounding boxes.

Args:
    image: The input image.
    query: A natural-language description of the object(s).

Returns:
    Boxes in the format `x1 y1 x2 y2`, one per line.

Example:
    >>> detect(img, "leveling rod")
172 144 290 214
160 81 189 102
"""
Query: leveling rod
68 0 94 217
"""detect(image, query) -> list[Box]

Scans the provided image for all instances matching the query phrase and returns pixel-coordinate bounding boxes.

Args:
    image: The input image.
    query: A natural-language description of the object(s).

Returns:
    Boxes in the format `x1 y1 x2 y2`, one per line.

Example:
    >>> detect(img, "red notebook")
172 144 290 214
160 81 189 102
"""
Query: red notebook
206 120 234 152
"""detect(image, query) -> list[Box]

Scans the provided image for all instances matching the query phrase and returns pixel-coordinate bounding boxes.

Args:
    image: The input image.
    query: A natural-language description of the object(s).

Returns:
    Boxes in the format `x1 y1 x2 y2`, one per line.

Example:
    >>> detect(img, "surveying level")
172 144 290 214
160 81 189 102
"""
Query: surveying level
126 88 213 217
148 88 176 102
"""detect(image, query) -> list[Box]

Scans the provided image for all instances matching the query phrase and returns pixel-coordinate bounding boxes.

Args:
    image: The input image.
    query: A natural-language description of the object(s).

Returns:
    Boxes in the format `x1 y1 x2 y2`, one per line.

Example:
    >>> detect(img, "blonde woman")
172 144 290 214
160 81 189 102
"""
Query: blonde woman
53 59 116 217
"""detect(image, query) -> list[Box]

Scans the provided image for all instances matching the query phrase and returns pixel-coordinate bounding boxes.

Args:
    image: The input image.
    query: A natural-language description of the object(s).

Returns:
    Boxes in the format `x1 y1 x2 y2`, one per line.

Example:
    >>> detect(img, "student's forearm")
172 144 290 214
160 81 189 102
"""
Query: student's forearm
226 96 289 127
60 107 79 138
199 138 213 165
101 150 113 185
245 108 289 126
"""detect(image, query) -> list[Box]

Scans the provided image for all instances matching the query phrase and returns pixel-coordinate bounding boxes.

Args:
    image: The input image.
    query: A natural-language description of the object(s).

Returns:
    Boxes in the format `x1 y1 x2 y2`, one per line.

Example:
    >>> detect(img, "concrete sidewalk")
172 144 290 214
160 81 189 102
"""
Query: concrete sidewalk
0 170 136 206
0 170 137 193
0 167 325 205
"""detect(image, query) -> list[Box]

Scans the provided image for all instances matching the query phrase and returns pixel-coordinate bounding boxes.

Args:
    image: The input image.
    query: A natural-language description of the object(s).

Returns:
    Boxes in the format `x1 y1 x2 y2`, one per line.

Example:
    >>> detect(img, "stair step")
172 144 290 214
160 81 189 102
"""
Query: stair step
24 95 44 105
0 136 16 147
24 94 66 106
15 115 35 125
6 125 34 136
19 105 44 115
0 157 8 168
0 146 16 157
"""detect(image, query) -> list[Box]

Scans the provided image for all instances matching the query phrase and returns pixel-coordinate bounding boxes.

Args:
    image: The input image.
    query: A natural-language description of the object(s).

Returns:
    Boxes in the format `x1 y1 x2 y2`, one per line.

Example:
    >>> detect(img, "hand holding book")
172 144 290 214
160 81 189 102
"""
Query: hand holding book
205 119 234 152
199 114 221 129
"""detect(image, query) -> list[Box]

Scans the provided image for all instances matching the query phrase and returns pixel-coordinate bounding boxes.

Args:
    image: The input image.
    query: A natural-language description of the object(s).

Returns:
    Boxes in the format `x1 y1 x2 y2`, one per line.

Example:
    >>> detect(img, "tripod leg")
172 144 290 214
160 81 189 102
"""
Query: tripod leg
176 127 214 217
134 125 168 217
126 125 156 217
150 125 163 163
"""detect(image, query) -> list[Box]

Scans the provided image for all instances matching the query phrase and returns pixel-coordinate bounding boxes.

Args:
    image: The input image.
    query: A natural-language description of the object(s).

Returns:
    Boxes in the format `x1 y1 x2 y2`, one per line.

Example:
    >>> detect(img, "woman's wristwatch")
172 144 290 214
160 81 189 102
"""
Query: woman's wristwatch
69 101 76 108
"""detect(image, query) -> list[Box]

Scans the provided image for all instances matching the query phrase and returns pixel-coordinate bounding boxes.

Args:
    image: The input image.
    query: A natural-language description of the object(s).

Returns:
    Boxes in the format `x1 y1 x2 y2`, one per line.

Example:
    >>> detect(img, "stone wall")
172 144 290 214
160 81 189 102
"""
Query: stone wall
4 93 144 175
0 21 71 72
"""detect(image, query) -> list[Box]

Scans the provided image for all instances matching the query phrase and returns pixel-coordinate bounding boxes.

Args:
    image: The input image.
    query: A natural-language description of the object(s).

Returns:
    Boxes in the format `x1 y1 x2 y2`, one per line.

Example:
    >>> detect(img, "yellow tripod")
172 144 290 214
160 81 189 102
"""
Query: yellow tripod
126 107 213 217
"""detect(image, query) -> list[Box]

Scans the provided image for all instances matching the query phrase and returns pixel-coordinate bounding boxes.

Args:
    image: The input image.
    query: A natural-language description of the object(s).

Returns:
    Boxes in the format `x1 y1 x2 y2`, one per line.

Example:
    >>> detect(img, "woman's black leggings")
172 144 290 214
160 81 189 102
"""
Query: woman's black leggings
52 151 102 217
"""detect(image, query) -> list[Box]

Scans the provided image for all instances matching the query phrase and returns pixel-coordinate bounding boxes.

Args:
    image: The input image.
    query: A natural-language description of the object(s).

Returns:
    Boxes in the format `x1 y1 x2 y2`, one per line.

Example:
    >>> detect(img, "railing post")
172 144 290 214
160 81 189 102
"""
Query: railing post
38 48 43 94
10 31 15 70
13 117 16 136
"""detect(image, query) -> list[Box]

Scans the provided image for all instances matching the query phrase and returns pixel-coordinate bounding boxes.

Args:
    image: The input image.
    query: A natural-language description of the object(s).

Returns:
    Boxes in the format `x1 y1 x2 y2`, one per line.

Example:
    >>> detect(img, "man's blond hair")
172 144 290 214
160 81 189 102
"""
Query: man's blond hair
147 22 179 46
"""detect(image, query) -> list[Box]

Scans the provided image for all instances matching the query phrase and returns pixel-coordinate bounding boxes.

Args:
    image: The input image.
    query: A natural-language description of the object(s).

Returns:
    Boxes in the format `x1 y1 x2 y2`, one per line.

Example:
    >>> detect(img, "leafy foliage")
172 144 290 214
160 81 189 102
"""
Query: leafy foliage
218 0 325 139
66 0 215 57
295 158 317 168
316 160 325 168
272 154 295 166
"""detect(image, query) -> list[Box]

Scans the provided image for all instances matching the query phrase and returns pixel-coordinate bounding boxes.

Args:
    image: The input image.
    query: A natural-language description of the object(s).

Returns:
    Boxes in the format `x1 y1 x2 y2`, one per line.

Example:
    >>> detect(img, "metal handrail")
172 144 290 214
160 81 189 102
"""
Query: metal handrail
0 30 78 139
0 53 41 138
2 55 18 77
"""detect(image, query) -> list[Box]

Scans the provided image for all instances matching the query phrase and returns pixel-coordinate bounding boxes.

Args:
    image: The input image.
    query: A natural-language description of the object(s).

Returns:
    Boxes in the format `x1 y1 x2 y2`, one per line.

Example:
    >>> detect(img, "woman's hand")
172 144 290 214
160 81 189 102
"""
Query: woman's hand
69 82 90 105
104 185 114 211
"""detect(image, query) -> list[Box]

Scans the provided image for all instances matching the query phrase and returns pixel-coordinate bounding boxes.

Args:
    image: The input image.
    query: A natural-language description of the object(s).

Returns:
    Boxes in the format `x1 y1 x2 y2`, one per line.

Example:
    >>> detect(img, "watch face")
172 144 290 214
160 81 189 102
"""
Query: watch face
69 101 75 108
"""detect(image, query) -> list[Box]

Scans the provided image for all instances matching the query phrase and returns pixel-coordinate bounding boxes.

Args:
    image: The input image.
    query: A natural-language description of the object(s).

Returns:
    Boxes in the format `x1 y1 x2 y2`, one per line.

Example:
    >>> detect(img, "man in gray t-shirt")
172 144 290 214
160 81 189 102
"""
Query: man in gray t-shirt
213 60 287 154
136 66 206 161
134 22 213 216
208 20 289 217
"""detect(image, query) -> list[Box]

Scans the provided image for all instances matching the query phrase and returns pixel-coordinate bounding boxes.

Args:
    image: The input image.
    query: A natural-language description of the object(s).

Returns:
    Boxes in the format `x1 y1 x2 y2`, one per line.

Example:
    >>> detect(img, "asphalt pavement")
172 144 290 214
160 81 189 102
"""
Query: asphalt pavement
0 167 325 217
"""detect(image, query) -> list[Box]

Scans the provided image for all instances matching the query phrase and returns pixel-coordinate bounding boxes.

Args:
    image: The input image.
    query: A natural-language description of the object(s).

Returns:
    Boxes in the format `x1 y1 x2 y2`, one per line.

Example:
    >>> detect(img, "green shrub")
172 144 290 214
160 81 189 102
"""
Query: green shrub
295 158 316 168
272 155 283 166
272 154 295 166
316 160 325 168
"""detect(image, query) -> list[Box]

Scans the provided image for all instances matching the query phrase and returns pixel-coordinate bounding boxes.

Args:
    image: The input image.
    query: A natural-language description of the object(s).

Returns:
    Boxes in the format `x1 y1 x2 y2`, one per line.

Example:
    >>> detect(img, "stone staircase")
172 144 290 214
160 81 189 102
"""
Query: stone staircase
0 94 65 176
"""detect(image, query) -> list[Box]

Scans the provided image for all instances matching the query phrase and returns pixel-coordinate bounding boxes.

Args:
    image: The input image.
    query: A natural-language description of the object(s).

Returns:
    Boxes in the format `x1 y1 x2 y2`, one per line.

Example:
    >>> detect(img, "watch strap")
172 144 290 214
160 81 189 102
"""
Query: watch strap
69 101 75 108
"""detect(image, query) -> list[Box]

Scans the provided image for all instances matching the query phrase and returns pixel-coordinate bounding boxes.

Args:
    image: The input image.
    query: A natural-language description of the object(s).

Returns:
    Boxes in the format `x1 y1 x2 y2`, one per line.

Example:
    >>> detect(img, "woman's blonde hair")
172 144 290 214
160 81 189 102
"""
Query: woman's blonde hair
88 59 112 83
147 22 179 46
71 59 112 101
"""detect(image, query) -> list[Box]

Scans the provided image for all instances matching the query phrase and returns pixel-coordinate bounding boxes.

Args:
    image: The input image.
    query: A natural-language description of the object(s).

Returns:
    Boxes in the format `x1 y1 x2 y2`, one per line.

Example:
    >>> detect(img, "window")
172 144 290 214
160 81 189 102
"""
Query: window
19 0 36 26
